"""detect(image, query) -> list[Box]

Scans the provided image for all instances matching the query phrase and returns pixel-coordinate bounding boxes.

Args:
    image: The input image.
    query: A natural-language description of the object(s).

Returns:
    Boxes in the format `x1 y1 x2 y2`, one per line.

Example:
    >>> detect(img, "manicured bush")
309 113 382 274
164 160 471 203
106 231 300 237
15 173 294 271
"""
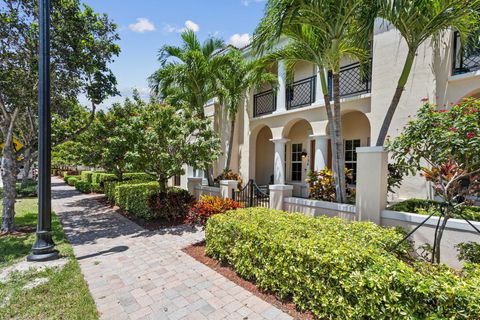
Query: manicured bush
206 209 480 319
75 180 92 194
456 242 480 264
185 196 242 226
148 188 196 221
67 176 79 186
91 171 105 185
123 173 153 181
388 198 480 222
80 171 94 183
114 182 159 219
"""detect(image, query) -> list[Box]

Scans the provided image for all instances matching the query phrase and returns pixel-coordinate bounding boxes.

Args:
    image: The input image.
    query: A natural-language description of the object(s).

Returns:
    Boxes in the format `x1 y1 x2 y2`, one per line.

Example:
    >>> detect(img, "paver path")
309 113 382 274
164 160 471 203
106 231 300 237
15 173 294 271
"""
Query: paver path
52 177 292 320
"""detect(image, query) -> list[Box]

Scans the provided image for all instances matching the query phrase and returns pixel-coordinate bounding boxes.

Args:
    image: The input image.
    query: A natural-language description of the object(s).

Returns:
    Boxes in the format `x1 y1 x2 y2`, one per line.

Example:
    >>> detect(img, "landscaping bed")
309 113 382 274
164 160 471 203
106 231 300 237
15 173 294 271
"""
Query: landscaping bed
205 208 480 319
388 198 480 222
183 241 314 320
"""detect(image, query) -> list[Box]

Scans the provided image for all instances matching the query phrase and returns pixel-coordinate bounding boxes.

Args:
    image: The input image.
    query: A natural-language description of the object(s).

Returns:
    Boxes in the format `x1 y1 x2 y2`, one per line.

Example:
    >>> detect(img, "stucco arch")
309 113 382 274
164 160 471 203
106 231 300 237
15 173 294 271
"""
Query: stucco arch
281 117 313 138
249 124 274 185
325 111 371 146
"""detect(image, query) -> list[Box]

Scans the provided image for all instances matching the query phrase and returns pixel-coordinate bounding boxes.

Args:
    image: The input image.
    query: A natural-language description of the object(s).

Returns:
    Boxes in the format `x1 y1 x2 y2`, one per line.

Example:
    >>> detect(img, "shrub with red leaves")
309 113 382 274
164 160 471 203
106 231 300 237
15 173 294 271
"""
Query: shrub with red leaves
185 195 242 227
148 188 196 221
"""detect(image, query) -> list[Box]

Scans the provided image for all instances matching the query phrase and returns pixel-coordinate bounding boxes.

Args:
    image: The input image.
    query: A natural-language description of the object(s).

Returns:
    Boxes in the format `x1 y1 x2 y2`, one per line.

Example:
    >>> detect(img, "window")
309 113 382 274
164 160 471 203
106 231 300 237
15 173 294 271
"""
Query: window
345 139 361 184
291 143 303 182
174 175 181 186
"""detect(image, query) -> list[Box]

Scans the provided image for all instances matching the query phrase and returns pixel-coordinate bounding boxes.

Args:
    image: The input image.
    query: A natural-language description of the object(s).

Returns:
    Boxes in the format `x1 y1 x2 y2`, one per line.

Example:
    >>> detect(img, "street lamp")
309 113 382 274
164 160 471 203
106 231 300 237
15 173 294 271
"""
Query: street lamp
28 0 58 262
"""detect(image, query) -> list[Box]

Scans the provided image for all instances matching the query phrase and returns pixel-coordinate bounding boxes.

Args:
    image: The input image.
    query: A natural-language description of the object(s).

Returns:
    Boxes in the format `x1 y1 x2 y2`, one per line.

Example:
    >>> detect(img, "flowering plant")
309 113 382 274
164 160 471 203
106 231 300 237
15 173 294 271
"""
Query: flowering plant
185 195 242 227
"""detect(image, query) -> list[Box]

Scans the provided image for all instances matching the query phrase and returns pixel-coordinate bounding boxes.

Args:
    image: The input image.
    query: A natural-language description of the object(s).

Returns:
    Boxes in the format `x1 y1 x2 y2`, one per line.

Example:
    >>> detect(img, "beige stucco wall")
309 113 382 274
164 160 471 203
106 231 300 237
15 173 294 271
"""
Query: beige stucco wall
255 126 274 185
342 111 371 147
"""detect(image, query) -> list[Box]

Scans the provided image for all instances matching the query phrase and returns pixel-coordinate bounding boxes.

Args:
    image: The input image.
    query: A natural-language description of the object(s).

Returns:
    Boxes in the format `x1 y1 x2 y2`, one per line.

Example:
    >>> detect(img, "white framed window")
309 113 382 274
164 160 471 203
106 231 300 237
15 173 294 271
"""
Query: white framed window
291 143 303 182
345 139 361 184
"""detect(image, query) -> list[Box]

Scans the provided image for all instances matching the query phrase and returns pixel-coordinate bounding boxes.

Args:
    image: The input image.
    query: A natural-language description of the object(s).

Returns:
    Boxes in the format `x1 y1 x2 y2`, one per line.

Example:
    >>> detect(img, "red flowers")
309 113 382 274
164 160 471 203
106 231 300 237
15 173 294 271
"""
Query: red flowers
467 132 476 139
449 127 458 132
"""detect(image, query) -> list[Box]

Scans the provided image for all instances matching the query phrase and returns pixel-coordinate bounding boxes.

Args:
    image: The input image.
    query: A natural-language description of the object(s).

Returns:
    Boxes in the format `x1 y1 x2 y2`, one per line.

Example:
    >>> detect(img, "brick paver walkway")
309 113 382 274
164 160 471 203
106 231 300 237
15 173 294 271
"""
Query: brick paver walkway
52 177 291 320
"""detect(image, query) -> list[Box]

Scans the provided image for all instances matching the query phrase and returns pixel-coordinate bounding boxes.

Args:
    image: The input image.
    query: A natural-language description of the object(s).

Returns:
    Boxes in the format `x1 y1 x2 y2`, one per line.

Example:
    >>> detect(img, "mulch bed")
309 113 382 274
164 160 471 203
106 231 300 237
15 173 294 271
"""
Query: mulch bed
0 226 36 238
96 197 185 231
183 242 315 320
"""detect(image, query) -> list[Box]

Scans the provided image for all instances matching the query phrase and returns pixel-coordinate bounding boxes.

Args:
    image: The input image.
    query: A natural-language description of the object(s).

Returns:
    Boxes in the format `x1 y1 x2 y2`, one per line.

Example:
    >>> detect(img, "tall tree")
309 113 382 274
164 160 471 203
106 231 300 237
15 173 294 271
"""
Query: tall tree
216 49 277 171
375 0 480 146
149 30 225 185
0 0 120 232
128 103 222 193
254 0 374 203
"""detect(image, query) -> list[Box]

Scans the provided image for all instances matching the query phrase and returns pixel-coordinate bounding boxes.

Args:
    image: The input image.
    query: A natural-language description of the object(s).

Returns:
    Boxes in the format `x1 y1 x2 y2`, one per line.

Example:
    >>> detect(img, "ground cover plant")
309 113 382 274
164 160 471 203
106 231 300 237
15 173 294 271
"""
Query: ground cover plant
0 198 97 318
206 208 480 319
185 195 242 227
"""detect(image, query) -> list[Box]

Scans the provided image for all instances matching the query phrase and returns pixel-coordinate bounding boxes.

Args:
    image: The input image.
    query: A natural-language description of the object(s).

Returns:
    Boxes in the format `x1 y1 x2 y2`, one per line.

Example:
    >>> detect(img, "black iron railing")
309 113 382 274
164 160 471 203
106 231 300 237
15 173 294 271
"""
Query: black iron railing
328 62 371 99
286 76 316 110
253 89 276 117
452 31 480 75
233 179 270 208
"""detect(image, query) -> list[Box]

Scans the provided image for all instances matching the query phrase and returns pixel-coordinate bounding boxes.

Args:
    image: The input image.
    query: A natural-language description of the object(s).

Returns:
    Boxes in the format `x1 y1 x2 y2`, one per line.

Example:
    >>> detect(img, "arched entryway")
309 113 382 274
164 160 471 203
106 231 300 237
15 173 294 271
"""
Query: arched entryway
254 126 274 186
283 119 314 197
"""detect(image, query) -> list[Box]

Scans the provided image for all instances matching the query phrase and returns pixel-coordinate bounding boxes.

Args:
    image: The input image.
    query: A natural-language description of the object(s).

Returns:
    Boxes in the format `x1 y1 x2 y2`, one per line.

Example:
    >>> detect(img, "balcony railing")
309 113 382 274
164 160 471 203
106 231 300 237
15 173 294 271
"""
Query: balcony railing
253 89 276 117
286 76 316 110
453 31 480 75
328 62 371 99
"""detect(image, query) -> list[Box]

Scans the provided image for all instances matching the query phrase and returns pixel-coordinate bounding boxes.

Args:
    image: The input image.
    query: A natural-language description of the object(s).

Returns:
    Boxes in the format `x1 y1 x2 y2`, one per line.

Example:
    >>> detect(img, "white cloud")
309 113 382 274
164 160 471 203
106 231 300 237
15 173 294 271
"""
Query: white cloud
241 0 266 6
163 20 200 33
128 18 156 33
184 20 200 32
229 33 251 48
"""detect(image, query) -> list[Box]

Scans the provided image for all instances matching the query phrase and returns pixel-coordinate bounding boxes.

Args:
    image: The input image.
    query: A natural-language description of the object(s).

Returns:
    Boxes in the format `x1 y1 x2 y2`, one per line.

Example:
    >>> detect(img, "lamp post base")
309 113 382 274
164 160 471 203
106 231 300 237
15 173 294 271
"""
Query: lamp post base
27 230 59 262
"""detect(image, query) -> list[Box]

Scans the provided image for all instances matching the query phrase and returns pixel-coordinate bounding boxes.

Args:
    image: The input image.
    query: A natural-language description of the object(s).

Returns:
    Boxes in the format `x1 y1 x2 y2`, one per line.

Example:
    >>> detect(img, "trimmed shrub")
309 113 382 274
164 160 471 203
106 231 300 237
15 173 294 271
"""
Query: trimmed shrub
388 198 480 222
75 181 92 194
456 242 480 264
148 188 196 221
123 173 153 182
114 182 159 219
206 209 480 319
67 176 79 186
185 196 242 226
80 171 94 183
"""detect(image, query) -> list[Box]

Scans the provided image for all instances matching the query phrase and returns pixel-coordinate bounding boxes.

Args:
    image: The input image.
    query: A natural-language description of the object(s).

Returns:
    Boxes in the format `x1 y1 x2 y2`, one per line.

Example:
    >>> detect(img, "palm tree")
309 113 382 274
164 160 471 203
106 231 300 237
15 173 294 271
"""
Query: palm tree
254 0 374 203
149 30 225 185
216 49 277 171
375 0 480 146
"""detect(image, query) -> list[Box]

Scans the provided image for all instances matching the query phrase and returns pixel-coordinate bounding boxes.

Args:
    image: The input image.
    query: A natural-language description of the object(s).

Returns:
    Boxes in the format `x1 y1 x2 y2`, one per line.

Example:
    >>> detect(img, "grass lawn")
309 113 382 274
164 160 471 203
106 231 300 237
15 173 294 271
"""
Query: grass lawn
0 198 98 319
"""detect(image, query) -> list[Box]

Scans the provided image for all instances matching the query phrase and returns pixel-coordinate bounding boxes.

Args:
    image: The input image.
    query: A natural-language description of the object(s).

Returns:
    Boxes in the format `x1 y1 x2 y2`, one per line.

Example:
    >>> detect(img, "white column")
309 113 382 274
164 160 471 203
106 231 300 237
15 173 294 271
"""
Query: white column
187 177 203 199
275 61 287 113
355 147 388 224
269 184 293 210
310 134 329 171
270 138 289 184
220 180 238 200
315 66 325 105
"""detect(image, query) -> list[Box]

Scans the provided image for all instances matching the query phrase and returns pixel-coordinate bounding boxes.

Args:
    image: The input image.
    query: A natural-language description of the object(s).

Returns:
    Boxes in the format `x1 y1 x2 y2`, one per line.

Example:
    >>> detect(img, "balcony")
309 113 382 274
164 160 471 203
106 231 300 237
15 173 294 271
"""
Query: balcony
328 62 371 99
286 76 316 110
253 89 276 117
452 31 480 76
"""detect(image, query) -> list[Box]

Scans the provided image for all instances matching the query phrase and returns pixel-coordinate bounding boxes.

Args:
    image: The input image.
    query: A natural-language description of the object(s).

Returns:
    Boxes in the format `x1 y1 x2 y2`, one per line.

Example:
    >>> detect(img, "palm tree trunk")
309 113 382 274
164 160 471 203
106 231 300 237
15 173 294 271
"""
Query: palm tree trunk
225 119 235 171
332 72 347 203
318 68 343 203
1 144 18 232
376 51 415 146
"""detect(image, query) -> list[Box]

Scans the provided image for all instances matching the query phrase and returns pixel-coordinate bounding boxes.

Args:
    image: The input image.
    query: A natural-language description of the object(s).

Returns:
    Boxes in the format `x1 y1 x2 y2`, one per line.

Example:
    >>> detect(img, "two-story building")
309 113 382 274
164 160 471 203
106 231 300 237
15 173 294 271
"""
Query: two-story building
175 22 480 202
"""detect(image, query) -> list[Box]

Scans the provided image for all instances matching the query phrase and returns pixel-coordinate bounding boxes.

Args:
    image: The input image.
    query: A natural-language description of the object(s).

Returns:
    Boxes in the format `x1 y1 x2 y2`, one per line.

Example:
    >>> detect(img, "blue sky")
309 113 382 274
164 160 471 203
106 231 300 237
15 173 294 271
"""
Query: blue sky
80 0 267 107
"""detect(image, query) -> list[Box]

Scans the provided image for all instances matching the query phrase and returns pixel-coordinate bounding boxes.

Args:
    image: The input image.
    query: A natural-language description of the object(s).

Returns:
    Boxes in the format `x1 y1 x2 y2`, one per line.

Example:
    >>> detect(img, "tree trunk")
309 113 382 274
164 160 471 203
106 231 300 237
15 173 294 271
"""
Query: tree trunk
332 72 347 203
158 176 168 194
20 147 32 189
1 145 19 232
376 51 415 146
225 119 235 171
433 213 450 264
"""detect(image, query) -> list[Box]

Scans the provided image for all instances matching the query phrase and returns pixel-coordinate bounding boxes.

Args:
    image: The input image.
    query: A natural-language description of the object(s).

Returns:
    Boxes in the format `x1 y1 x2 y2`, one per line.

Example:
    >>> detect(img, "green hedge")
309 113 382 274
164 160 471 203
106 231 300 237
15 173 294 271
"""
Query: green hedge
80 171 94 183
388 198 480 222
66 176 79 186
206 208 480 319
75 181 92 194
114 182 159 219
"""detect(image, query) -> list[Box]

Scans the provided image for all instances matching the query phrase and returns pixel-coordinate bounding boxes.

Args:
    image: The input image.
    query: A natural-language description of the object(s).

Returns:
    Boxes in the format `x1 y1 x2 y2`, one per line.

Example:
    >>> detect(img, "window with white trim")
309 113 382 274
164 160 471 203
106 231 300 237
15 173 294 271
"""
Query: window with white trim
291 143 303 182
345 139 361 184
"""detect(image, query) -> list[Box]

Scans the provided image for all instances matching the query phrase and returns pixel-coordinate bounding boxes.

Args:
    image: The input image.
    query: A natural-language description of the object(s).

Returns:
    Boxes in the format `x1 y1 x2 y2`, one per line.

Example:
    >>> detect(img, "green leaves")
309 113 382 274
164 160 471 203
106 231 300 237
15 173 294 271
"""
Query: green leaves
206 208 480 318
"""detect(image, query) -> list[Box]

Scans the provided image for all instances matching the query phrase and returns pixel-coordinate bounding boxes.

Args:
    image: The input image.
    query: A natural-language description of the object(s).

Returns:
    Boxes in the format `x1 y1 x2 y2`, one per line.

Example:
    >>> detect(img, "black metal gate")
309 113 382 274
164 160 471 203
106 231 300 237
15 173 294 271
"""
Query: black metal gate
232 179 270 208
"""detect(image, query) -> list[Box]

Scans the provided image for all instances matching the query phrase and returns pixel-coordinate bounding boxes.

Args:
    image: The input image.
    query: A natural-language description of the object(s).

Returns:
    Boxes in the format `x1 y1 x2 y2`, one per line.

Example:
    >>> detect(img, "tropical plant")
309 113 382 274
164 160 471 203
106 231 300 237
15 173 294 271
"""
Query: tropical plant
387 99 480 263
254 0 374 203
185 195 242 227
375 0 480 145
127 103 222 193
216 49 277 171
306 167 354 202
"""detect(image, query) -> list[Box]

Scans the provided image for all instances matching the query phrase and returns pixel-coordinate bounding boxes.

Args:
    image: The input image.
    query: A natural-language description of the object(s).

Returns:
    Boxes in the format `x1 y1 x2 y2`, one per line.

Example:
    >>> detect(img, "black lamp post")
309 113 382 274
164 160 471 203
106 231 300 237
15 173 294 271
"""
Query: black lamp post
27 0 58 262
